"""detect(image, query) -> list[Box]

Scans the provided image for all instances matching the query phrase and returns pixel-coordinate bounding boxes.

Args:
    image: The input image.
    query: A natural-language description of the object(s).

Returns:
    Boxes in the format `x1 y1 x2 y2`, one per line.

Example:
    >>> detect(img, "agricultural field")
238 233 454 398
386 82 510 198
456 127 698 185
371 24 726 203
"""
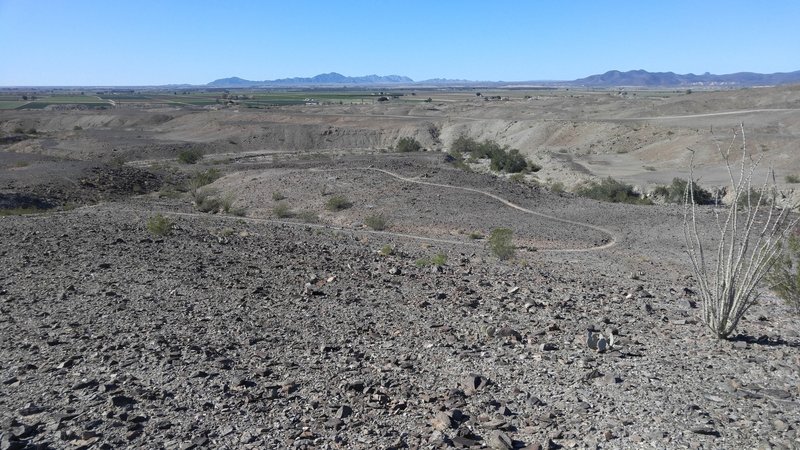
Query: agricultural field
0 101 27 110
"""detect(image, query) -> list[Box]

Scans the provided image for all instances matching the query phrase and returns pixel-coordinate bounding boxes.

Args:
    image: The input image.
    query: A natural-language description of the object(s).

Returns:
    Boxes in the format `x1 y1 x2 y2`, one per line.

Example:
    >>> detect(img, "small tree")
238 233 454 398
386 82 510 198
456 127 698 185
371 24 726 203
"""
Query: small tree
684 124 799 339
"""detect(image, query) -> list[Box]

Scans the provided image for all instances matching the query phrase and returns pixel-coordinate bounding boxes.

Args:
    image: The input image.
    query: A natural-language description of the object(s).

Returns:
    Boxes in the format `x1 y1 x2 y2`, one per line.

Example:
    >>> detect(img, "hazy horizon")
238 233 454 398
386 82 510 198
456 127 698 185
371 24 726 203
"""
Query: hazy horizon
1 0 798 86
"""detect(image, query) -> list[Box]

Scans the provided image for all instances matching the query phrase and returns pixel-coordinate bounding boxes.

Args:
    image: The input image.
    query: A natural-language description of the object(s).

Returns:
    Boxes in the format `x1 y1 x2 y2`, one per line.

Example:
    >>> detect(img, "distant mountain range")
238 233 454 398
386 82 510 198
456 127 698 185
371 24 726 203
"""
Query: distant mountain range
572 69 800 87
207 69 800 88
208 72 413 87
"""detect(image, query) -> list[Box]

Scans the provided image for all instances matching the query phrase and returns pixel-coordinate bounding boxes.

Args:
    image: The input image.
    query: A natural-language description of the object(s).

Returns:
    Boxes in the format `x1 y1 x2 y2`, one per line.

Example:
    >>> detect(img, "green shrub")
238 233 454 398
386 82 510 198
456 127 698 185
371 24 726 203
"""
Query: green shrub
379 245 394 256
219 193 237 214
488 228 515 260
652 178 713 204
550 182 565 193
178 148 204 164
576 177 651 204
766 234 800 315
468 232 484 240
273 201 293 218
735 187 765 209
414 258 431 268
146 214 173 236
509 173 526 183
188 168 221 192
193 188 222 213
449 136 531 173
272 191 286 201
396 137 422 153
491 148 527 173
431 253 448 266
364 213 389 230
786 175 800 184
326 195 352 211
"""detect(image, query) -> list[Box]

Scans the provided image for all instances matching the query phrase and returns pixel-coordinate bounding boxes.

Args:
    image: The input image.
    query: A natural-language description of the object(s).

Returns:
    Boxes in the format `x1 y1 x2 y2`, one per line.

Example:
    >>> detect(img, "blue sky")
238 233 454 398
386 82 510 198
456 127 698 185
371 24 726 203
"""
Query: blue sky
1 0 798 86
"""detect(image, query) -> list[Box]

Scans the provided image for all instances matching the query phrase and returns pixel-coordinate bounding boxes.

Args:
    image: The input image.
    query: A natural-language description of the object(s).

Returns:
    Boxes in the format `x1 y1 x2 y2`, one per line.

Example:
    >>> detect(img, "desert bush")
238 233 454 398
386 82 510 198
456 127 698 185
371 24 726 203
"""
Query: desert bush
451 136 474 155
272 191 286 201
491 148 527 173
653 178 713 204
219 192 237 214
431 253 448 266
188 168 221 192
509 173 526 183
735 187 765 209
296 210 319 223
488 228 515 260
766 233 800 315
193 188 221 213
379 245 394 256
326 195 352 211
273 201 293 218
178 148 203 164
364 213 389 231
396 137 422 153
785 174 800 184
146 214 173 236
468 232 484 240
576 177 650 204
550 182 565 193
684 124 799 339
450 136 531 174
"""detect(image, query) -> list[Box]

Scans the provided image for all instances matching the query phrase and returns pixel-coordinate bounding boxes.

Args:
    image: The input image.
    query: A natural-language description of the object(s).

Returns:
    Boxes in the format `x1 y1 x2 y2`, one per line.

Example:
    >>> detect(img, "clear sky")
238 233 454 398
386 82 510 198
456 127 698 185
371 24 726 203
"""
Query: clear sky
1 0 798 86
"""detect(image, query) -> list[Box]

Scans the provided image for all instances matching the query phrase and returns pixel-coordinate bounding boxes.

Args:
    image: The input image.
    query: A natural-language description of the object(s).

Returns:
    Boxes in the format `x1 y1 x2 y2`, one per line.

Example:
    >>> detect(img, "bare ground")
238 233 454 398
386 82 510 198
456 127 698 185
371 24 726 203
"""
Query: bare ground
1 87 799 449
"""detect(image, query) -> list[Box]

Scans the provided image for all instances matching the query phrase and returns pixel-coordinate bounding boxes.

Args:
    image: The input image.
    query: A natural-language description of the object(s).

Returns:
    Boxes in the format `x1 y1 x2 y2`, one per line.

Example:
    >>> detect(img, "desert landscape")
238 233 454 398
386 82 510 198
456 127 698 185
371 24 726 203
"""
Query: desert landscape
1 85 800 450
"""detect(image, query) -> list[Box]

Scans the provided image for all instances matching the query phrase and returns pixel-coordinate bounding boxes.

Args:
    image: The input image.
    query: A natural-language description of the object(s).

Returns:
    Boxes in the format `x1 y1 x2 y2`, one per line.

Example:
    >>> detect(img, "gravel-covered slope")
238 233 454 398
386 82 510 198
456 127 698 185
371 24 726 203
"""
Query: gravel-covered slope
1 192 799 449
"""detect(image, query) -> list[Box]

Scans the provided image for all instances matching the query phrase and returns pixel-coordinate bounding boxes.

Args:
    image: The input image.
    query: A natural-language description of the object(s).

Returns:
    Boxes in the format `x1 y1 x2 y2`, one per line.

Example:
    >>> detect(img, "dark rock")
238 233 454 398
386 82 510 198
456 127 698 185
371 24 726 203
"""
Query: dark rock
691 427 720 437
487 430 513 450
335 405 352 419
110 395 136 407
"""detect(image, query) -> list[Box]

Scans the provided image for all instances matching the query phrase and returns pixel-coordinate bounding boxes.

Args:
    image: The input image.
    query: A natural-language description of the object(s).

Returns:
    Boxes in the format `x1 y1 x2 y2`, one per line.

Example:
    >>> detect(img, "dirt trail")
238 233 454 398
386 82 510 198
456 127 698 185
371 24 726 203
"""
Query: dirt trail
311 167 618 252
621 108 800 120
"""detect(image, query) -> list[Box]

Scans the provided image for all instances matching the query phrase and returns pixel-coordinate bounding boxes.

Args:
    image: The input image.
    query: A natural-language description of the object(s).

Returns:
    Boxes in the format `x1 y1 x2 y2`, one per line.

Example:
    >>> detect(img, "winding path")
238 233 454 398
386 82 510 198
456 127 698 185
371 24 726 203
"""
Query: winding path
311 167 618 253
